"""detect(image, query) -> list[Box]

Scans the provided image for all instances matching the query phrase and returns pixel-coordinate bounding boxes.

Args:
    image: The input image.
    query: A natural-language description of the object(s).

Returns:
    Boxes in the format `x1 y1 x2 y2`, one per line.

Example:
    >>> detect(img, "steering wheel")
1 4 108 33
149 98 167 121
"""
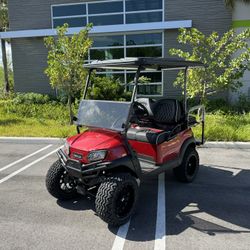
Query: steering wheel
133 101 149 119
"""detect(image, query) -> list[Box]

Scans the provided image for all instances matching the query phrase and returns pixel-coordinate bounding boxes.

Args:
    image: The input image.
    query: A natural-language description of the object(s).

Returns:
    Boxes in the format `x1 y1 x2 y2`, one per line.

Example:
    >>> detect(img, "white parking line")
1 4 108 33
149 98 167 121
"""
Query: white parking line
0 146 62 184
111 220 131 250
0 144 53 173
154 173 166 250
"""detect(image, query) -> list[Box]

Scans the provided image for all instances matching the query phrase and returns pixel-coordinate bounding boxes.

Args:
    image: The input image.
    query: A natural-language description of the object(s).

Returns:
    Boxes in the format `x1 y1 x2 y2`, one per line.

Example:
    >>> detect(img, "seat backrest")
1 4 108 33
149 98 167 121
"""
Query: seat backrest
152 99 184 124
136 98 156 118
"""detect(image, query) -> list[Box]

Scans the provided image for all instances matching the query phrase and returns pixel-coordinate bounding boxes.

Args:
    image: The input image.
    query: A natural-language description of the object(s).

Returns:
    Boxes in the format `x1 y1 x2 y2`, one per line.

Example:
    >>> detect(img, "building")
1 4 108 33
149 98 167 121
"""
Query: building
230 1 250 103
0 0 234 98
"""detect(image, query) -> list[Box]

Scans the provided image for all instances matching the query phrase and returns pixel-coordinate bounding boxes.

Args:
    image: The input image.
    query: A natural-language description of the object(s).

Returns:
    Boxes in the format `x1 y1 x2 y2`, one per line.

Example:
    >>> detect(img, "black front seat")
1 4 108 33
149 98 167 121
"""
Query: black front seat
127 99 184 144
152 99 184 130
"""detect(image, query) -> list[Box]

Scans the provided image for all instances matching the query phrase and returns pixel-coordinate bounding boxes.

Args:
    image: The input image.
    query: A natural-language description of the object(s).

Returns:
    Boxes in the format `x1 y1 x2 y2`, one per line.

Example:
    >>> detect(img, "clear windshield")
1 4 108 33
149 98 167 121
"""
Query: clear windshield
77 100 131 131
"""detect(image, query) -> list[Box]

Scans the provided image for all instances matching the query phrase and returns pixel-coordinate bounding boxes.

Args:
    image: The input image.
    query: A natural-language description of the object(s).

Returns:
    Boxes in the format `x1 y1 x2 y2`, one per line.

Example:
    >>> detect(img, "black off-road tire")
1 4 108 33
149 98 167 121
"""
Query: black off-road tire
173 147 199 183
46 160 77 200
95 173 138 226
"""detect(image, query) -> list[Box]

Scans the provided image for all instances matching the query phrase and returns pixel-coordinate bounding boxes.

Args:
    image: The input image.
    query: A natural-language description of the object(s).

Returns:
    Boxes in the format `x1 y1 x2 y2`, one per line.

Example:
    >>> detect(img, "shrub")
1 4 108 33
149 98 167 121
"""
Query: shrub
88 76 132 101
11 92 52 104
0 101 72 122
188 97 250 114
235 94 250 113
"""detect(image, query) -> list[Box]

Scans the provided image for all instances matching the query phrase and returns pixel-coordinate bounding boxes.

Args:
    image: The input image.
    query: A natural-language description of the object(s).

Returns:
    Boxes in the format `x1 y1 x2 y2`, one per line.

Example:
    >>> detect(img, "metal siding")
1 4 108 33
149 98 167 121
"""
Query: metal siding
163 0 232 98
11 38 53 94
165 0 232 34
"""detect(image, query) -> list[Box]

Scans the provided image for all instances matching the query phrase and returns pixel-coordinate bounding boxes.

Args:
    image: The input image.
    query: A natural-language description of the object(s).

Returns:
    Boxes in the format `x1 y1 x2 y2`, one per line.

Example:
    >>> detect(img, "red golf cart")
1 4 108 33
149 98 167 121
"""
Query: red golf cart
46 57 205 226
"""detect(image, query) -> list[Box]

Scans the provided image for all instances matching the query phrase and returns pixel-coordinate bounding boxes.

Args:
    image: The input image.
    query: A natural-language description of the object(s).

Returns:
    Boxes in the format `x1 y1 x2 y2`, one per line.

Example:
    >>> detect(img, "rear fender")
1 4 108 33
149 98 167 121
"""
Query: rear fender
178 137 196 165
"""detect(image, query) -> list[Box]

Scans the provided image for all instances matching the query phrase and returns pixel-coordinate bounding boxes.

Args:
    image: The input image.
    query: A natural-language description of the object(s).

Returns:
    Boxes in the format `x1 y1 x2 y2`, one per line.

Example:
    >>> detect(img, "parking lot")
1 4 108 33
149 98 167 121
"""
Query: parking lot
0 138 250 250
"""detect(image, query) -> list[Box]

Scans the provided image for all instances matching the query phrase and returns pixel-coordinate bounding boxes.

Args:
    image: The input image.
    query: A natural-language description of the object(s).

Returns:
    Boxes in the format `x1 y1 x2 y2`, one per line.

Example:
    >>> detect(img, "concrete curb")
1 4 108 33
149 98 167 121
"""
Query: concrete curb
0 137 250 149
202 141 250 149
0 136 65 144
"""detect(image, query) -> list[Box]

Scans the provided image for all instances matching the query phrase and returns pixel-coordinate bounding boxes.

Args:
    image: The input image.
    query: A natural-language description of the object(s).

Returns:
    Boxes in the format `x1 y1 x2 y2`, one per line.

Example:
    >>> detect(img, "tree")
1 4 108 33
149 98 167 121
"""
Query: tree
44 24 92 124
169 28 250 102
224 0 250 8
0 0 10 93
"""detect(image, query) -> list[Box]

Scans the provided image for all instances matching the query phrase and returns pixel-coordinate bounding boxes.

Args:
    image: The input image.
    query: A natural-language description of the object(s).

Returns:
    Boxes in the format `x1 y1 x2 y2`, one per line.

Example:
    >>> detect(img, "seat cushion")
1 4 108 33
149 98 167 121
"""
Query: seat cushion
127 127 171 144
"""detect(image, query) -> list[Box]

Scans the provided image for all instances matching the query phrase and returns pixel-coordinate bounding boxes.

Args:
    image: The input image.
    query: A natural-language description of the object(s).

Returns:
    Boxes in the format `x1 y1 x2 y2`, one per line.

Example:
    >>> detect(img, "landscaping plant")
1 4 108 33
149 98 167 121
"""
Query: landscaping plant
44 23 92 124
169 28 250 102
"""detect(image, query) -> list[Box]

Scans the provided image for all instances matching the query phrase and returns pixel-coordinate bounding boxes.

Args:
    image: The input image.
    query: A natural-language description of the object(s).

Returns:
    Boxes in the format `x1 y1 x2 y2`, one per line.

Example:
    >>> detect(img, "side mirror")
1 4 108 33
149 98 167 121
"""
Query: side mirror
73 116 78 122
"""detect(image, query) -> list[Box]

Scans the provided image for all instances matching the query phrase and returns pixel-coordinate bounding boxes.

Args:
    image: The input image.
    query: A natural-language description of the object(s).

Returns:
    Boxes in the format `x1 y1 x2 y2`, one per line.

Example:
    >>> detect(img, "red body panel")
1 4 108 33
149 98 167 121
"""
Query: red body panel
128 128 193 165
66 127 193 165
156 129 193 164
67 129 128 164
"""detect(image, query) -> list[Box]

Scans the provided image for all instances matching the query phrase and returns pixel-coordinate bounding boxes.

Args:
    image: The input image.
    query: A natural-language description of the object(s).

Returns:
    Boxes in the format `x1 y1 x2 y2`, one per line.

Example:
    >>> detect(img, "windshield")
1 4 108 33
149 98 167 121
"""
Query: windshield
77 100 131 131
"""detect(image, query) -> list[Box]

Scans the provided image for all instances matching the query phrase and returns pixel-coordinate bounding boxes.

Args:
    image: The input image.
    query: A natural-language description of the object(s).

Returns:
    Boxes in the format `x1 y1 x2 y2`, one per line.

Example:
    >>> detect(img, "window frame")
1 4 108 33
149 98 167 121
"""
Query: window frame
51 1 164 97
90 31 164 97
51 0 164 28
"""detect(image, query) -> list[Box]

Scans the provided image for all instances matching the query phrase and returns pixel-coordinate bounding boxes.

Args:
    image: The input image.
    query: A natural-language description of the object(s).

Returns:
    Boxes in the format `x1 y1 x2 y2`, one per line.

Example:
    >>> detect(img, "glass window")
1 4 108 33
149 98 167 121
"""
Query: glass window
126 33 162 46
88 1 123 14
143 72 162 82
89 15 123 26
53 4 86 17
92 35 124 47
97 72 125 83
127 72 162 83
127 46 162 57
90 48 124 60
126 12 162 24
137 84 162 95
125 0 162 12
53 17 87 28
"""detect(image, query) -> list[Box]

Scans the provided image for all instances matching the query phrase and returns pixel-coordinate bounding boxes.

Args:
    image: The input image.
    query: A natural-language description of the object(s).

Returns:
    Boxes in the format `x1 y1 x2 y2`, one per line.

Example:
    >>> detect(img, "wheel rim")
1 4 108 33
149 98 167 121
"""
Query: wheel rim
115 185 135 218
59 171 76 193
186 155 197 177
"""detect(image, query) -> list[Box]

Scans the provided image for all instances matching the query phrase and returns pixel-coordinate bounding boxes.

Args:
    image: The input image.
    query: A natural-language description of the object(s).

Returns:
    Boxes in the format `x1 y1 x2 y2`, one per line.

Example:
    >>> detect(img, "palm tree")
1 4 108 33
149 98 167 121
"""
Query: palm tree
225 0 250 8
0 0 10 93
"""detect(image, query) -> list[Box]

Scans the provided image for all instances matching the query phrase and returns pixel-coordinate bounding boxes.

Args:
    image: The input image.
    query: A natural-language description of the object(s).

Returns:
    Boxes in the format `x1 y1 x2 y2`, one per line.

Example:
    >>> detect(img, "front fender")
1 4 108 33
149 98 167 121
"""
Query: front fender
101 155 142 178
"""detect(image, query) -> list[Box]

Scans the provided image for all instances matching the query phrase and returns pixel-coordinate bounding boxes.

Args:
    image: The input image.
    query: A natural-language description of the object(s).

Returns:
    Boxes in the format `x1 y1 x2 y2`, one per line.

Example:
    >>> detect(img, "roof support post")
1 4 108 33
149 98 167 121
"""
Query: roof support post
83 69 93 99
131 66 142 102
184 67 189 116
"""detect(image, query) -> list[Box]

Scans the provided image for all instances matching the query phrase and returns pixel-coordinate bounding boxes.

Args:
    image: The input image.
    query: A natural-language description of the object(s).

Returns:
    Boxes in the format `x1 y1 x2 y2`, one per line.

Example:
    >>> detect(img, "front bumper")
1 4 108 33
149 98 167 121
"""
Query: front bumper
57 149 111 178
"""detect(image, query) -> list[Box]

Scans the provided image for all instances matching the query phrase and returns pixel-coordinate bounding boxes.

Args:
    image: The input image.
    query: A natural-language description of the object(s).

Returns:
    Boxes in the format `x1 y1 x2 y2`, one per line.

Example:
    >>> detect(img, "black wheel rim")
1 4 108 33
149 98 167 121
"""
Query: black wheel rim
59 171 76 193
186 155 197 177
115 185 135 218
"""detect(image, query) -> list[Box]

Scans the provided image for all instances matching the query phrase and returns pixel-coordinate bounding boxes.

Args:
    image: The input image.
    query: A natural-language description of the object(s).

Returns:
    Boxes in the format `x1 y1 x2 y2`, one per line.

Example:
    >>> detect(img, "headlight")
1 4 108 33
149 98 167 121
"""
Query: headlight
63 141 70 155
88 150 107 162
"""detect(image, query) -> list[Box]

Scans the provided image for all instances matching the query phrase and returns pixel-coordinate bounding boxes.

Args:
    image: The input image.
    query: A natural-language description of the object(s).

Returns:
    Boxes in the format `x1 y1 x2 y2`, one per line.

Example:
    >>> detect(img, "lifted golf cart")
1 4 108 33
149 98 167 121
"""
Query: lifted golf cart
46 57 205 226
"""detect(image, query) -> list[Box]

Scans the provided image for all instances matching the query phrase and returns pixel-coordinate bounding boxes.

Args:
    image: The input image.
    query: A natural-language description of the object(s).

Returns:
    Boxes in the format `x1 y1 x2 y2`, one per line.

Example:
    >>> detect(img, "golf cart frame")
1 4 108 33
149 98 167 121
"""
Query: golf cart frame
47 57 205 226
58 57 205 177
82 57 205 143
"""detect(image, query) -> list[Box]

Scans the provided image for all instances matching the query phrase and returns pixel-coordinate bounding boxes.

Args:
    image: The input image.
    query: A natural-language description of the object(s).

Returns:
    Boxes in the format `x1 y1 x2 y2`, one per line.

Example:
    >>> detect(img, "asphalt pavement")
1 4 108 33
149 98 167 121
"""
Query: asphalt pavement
0 139 249 250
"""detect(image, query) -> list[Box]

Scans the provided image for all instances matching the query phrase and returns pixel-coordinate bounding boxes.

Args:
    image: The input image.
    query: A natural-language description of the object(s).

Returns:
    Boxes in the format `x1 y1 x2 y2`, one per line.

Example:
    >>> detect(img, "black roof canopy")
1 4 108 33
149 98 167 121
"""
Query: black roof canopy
84 57 204 71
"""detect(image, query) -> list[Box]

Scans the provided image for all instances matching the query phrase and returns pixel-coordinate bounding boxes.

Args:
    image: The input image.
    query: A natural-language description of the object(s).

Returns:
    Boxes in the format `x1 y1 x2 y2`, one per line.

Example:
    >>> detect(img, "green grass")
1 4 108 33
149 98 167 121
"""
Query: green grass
193 113 250 142
0 101 76 137
0 101 249 141
0 113 76 137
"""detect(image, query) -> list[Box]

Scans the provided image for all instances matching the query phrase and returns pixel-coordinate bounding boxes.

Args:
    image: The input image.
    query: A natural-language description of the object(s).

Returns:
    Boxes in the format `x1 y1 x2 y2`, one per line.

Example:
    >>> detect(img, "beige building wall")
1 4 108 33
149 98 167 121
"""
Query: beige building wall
230 1 250 102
